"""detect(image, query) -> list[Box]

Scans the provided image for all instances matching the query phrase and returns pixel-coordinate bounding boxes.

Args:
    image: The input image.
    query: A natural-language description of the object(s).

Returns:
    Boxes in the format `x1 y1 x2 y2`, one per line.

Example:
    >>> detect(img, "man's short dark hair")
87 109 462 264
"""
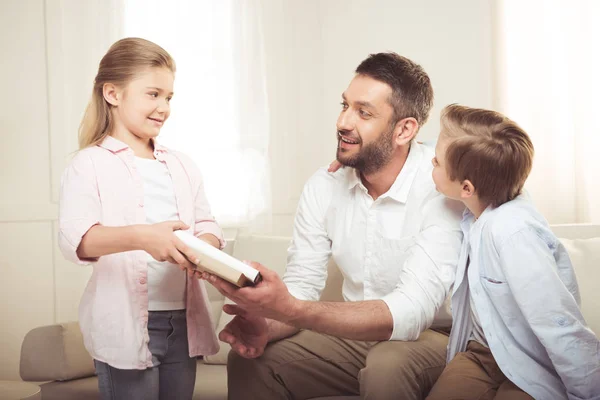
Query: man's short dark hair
356 53 434 128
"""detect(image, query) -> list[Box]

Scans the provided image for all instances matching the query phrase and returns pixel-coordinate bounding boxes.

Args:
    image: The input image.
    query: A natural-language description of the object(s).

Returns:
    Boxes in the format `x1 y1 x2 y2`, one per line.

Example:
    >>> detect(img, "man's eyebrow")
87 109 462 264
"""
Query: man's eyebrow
341 94 375 109
354 100 375 109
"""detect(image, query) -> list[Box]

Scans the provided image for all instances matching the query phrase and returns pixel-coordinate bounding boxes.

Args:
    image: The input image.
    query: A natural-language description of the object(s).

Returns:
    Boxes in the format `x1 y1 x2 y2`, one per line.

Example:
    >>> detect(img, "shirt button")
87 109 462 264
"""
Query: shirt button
139 278 147 284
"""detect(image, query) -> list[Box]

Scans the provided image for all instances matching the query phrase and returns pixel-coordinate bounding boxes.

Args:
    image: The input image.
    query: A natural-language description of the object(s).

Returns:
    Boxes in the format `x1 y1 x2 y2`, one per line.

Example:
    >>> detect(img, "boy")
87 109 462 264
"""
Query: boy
426 104 599 400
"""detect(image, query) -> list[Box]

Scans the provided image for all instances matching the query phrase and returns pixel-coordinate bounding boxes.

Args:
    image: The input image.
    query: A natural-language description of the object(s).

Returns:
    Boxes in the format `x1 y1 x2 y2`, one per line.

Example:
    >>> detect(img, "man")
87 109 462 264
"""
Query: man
203 53 464 400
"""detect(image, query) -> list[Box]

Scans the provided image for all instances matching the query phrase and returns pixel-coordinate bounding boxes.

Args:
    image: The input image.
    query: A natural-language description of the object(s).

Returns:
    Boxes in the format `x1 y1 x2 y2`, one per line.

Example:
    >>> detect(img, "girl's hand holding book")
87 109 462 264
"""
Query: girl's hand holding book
139 220 200 271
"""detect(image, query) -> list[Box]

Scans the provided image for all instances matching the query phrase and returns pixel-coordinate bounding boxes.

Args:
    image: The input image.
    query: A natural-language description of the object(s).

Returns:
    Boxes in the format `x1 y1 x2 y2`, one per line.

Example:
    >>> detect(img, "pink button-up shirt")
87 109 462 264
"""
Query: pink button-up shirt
58 136 223 369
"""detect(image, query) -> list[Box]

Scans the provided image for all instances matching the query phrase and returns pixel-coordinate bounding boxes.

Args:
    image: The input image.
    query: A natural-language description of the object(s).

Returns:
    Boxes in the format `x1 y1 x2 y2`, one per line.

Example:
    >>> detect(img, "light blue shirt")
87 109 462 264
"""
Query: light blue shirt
447 196 600 400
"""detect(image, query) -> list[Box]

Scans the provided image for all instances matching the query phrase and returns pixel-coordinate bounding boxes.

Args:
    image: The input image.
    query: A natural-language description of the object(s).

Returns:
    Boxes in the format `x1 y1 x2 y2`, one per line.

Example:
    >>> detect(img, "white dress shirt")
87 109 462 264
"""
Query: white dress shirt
283 142 464 340
447 195 600 400
135 156 187 311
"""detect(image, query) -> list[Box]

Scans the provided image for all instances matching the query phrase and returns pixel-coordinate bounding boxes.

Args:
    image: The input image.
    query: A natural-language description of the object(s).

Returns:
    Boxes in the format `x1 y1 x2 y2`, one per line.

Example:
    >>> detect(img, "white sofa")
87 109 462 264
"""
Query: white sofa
19 225 600 400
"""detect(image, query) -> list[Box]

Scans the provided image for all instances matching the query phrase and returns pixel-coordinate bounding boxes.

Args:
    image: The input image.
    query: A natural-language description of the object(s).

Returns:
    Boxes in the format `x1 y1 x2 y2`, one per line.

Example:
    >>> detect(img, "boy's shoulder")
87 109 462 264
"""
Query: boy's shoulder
481 195 552 245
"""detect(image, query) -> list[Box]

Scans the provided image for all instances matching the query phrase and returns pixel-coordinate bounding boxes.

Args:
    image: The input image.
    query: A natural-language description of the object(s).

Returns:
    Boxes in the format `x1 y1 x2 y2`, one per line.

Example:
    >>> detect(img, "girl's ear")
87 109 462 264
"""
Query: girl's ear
103 83 121 106
461 179 476 199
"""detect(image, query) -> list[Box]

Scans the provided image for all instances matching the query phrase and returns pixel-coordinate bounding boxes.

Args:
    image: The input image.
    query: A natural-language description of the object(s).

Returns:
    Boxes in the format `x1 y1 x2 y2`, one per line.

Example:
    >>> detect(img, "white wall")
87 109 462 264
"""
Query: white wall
0 0 493 380
0 0 121 380
265 0 493 235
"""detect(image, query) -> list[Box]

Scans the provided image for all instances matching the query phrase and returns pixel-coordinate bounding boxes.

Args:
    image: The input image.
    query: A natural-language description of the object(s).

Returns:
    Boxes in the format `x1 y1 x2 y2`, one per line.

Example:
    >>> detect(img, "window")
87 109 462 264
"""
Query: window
123 0 271 227
496 0 600 223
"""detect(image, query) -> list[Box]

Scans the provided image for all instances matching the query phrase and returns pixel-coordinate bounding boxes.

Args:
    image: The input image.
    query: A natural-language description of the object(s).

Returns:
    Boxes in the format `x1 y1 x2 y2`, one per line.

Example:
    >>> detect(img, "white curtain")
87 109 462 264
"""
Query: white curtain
123 0 271 229
495 0 600 224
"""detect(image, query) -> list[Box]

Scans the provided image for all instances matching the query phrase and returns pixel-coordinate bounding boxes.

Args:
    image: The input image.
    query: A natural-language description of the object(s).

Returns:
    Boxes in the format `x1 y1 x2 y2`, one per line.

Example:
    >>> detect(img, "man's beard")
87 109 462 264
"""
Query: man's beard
336 126 395 175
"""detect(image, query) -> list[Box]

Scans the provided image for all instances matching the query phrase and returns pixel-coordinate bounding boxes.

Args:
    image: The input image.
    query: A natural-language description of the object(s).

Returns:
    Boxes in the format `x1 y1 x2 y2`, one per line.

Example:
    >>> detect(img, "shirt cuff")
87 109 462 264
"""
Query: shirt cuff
58 220 100 265
194 221 225 250
287 286 318 302
381 291 421 341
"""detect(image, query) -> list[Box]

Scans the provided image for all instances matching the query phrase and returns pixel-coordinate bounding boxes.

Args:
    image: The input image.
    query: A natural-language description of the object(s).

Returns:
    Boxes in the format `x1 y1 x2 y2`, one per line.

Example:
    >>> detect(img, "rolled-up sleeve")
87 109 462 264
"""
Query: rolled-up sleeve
382 194 463 340
283 169 333 301
58 152 102 265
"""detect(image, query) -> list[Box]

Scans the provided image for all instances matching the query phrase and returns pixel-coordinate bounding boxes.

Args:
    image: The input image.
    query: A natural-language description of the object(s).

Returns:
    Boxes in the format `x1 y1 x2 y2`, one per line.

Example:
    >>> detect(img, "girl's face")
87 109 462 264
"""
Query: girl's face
112 67 175 141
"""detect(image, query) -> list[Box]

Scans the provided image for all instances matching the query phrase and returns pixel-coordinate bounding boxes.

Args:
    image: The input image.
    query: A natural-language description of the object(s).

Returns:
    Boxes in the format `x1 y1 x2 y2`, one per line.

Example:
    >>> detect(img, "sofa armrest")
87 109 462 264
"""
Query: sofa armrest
20 322 95 382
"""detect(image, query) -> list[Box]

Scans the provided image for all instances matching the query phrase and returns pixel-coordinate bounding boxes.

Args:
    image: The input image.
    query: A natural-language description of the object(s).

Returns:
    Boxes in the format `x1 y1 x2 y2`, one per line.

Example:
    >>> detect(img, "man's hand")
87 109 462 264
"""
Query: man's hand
219 304 268 358
200 262 299 323
328 159 343 173
139 221 199 271
203 262 395 341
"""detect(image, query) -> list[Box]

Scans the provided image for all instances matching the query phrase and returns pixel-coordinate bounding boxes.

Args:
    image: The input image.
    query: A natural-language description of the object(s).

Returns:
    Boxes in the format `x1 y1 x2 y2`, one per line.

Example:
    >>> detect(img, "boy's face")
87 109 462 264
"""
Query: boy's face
432 135 464 200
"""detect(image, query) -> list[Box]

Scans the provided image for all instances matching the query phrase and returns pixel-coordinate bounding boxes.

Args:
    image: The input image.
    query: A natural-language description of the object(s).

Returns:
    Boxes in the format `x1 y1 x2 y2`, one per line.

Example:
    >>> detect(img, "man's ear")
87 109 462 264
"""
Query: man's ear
103 83 121 106
460 179 476 199
393 117 419 146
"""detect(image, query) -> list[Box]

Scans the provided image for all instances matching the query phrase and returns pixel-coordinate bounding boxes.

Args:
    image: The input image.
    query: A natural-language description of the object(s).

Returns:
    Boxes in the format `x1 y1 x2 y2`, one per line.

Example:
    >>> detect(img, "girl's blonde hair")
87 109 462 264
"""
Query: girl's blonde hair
78 37 176 149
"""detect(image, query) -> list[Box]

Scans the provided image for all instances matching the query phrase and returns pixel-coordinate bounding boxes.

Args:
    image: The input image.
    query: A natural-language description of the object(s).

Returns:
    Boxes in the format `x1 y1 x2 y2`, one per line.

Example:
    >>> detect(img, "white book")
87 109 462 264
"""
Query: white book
174 231 261 287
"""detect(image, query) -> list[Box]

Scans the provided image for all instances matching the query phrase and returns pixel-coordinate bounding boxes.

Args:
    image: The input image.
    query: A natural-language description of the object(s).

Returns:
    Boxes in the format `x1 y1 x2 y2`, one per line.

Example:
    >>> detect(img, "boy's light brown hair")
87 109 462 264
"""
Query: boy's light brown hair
440 104 534 208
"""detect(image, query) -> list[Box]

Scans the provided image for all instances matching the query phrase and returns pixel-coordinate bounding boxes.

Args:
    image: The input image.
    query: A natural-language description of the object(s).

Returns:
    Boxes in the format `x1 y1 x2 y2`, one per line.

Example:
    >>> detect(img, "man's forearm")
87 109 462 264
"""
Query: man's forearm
266 319 300 342
287 299 393 341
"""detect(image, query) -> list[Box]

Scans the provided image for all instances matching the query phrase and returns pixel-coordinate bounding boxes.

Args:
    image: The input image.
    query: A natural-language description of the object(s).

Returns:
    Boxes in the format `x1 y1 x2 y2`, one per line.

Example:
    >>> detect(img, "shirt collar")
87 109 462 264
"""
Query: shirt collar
346 141 423 204
346 168 362 190
98 136 168 154
386 141 423 203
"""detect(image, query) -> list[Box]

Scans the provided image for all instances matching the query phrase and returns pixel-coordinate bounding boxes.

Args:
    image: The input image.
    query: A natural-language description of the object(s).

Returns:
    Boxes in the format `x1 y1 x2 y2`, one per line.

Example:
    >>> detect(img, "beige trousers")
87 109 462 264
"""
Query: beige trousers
426 341 534 400
227 329 449 400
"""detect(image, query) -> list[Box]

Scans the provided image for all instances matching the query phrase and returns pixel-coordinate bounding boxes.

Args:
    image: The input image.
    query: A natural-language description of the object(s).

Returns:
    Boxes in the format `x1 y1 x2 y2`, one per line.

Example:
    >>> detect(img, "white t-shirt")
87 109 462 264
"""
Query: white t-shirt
135 156 186 311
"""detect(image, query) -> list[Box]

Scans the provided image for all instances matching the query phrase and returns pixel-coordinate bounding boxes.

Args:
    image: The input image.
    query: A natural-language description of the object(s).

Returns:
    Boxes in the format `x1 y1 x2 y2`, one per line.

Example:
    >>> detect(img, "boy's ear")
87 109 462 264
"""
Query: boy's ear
460 179 476 199
103 83 121 106
393 117 419 146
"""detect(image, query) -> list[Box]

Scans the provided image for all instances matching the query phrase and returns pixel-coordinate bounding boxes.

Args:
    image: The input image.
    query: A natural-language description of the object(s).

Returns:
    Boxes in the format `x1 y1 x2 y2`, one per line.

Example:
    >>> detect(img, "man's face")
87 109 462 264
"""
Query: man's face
336 75 397 174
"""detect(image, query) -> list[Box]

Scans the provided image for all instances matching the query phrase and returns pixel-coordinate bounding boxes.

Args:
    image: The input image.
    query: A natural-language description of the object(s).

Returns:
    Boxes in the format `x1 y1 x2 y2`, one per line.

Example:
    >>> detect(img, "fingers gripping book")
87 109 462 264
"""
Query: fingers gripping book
174 231 261 287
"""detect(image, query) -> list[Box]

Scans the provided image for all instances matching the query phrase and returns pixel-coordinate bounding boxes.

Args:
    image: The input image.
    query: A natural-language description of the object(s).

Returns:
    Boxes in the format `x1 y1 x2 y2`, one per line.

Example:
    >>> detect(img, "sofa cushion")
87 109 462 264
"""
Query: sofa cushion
0 381 42 400
20 322 95 381
40 377 99 400
194 362 227 400
560 237 600 336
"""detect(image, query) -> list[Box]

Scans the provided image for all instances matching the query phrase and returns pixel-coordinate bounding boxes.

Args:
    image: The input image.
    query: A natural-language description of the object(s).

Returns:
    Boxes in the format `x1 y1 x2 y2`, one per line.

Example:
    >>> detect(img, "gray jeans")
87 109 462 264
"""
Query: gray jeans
94 310 197 400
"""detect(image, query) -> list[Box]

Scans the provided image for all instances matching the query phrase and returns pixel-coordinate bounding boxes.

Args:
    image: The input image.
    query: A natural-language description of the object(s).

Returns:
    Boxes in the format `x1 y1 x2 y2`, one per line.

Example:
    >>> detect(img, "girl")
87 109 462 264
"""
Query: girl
58 37 223 400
